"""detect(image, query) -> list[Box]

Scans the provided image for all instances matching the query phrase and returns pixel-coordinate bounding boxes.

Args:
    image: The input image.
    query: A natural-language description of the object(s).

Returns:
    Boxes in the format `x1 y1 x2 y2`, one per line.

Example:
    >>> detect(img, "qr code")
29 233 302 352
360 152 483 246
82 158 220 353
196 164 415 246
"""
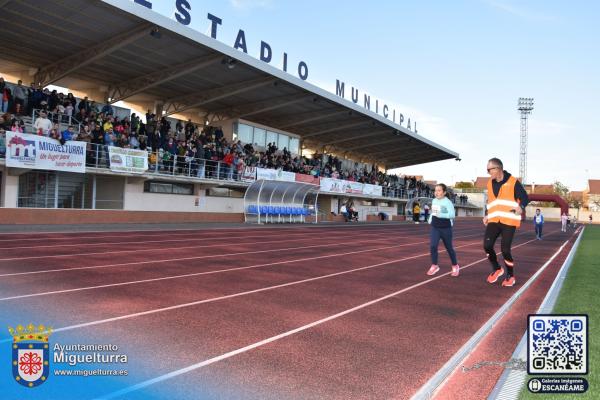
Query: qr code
528 314 588 374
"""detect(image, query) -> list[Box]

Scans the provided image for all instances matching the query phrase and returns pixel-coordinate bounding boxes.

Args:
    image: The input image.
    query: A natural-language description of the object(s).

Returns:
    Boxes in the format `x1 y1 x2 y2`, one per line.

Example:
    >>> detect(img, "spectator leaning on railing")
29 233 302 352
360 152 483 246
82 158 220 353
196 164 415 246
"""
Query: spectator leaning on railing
60 125 76 144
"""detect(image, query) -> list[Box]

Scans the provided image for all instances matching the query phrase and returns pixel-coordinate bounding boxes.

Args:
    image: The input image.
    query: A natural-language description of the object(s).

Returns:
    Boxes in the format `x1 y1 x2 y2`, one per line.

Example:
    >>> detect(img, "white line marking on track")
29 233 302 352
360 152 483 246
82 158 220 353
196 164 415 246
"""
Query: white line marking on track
0 230 413 262
0 226 422 250
0 221 424 239
93 233 548 400
0 231 480 277
0 231 543 348
1 240 484 346
413 228 573 399
0 234 483 300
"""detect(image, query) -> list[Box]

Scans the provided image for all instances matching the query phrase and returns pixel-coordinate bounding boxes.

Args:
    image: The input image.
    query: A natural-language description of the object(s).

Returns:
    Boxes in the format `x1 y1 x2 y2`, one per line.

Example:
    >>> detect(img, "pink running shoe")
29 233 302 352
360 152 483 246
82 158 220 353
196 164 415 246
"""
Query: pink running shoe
451 264 460 277
427 264 440 276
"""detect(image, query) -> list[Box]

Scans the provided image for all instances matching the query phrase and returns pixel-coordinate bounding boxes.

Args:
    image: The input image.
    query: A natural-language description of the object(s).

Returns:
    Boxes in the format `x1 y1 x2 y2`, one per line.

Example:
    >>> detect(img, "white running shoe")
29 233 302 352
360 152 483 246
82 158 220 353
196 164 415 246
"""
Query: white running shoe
427 264 440 275
451 264 460 277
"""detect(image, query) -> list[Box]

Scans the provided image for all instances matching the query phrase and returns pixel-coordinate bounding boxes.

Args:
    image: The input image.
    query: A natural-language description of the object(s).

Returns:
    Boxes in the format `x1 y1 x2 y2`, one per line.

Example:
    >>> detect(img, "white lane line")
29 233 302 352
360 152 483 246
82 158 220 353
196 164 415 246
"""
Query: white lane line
0 238 484 346
93 234 546 400
1 232 477 278
0 228 423 262
412 229 570 400
0 230 541 348
0 225 425 250
0 234 483 301
0 221 425 240
0 225 424 250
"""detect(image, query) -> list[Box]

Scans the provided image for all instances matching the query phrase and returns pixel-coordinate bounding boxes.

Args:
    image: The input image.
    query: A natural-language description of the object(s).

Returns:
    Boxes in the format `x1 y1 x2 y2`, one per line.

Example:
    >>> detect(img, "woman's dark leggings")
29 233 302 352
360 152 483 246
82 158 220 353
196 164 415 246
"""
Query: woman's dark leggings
430 226 458 265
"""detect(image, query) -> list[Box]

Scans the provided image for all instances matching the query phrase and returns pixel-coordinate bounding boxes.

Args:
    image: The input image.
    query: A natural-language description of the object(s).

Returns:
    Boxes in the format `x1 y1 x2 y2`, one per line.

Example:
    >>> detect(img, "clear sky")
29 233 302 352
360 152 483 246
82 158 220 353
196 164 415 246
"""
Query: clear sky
147 0 598 190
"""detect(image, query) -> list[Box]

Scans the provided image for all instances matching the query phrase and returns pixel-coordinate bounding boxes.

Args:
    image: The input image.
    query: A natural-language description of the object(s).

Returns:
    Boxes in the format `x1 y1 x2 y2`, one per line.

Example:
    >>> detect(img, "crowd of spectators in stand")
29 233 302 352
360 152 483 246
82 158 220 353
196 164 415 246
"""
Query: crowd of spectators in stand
1 76 450 199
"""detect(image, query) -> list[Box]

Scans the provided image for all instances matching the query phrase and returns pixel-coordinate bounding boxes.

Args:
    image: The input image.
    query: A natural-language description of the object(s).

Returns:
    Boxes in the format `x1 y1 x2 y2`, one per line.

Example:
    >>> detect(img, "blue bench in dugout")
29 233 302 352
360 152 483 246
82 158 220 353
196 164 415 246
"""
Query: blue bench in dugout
246 205 309 222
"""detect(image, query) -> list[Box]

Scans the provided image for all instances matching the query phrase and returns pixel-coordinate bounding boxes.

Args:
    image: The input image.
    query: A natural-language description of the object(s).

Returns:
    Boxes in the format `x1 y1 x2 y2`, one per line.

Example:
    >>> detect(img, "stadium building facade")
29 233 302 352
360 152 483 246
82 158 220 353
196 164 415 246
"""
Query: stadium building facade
0 0 473 224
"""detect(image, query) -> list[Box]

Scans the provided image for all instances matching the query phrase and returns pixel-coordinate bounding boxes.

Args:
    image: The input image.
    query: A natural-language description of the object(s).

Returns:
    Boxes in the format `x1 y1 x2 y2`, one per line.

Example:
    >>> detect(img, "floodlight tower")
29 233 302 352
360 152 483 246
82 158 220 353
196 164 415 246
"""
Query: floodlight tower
517 97 534 184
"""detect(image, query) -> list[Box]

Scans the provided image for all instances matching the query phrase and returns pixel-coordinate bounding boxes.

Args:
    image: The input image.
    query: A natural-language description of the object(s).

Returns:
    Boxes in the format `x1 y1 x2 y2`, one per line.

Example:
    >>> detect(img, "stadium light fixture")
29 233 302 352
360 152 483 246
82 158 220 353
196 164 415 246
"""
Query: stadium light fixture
518 97 534 111
221 57 237 69
150 27 161 39
517 97 534 184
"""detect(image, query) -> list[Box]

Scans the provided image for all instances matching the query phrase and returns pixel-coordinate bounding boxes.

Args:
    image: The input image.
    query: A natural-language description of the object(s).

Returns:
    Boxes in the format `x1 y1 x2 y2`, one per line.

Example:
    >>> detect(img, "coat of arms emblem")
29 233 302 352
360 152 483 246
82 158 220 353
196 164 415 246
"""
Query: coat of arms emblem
9 323 52 388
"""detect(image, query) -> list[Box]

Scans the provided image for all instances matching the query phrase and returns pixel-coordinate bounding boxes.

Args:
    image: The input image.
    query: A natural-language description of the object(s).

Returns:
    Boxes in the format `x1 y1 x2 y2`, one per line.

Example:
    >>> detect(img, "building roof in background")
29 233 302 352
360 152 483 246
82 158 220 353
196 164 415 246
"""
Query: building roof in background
474 177 488 189
570 191 583 201
588 180 600 194
524 184 554 194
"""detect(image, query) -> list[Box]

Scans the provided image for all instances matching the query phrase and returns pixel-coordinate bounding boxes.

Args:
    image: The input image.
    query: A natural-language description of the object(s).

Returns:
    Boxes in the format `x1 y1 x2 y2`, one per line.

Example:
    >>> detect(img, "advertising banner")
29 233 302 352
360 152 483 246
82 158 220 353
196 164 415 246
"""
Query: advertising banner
320 177 383 196
108 146 148 174
6 132 86 173
363 183 383 196
242 166 257 182
295 173 320 185
256 167 295 182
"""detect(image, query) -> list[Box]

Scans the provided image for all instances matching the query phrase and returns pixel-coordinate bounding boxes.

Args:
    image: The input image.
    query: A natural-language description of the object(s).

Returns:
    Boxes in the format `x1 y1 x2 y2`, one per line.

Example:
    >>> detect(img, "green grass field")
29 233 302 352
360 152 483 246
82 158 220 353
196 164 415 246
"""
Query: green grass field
519 225 600 399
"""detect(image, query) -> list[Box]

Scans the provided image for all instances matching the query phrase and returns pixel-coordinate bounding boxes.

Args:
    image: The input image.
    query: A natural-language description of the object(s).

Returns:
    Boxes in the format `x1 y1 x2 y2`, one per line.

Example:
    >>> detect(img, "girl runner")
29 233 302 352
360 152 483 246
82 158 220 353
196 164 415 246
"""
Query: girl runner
426 184 460 277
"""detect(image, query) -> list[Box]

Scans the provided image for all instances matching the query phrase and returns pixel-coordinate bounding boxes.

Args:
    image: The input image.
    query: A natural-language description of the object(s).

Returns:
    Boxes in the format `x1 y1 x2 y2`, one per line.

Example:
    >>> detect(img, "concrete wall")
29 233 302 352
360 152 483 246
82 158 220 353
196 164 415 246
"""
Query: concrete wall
201 193 244 213
0 166 4 207
525 206 600 223
325 195 400 222
355 205 397 221
123 179 245 213
1 169 19 208
457 207 482 217
0 208 244 224
124 178 197 212
462 192 487 209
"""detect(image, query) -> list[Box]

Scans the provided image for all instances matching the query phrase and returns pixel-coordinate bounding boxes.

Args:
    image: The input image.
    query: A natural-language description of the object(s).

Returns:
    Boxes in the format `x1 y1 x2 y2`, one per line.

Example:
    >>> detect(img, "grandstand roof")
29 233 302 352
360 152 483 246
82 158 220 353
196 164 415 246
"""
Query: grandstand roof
0 0 458 170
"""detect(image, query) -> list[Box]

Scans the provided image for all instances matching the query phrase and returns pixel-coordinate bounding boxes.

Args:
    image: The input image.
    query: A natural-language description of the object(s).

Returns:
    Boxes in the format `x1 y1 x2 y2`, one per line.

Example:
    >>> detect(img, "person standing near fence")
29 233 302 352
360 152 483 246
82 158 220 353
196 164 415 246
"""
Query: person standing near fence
534 209 544 240
426 184 460 277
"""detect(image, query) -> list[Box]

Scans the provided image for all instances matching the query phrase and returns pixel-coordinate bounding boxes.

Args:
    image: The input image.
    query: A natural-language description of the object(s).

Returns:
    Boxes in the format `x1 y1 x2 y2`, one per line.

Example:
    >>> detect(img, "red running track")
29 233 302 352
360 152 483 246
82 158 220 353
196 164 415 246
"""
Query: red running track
0 221 574 399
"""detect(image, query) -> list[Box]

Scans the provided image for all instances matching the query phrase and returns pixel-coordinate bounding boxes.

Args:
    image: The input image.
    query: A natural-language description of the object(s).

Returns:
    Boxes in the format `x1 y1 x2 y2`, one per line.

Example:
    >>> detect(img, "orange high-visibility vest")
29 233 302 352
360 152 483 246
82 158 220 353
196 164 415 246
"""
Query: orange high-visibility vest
486 176 521 227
